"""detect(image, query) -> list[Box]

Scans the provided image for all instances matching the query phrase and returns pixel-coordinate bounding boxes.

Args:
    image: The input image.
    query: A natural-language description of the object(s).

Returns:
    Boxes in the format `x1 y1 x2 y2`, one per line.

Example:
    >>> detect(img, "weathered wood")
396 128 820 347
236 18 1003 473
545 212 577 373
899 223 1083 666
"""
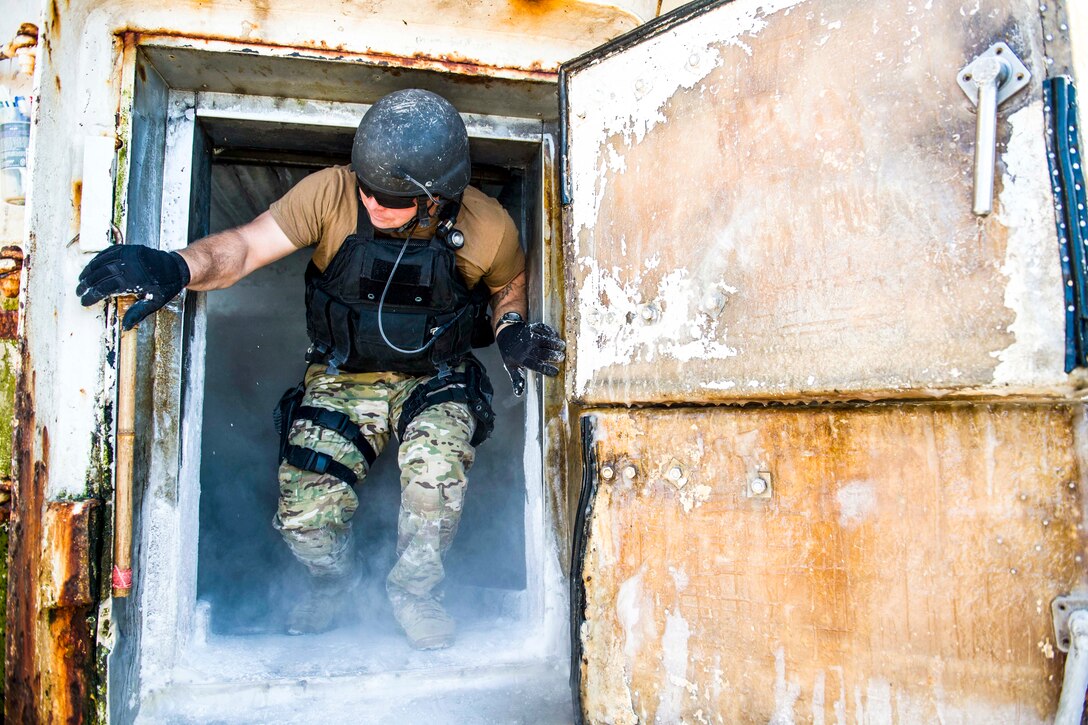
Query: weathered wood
579 404 1087 724
564 0 1064 404
111 296 137 598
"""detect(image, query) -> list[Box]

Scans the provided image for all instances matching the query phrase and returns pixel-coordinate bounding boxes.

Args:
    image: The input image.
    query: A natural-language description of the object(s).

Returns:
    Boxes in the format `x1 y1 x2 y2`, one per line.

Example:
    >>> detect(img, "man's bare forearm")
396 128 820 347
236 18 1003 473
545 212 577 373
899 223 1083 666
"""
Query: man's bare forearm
176 229 252 291
175 211 299 291
490 271 528 332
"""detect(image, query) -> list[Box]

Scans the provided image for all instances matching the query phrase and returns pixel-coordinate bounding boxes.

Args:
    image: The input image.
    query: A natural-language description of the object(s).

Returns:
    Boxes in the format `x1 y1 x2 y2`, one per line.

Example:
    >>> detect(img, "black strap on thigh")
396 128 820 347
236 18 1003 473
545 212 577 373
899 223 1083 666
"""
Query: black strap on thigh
396 356 495 447
273 383 378 486
294 405 378 467
281 444 358 486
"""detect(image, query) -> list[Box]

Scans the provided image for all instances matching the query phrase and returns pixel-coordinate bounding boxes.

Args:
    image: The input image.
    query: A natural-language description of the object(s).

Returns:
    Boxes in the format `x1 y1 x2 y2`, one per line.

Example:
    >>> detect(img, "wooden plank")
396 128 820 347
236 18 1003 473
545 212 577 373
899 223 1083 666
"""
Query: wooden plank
564 0 1065 404
578 404 1087 723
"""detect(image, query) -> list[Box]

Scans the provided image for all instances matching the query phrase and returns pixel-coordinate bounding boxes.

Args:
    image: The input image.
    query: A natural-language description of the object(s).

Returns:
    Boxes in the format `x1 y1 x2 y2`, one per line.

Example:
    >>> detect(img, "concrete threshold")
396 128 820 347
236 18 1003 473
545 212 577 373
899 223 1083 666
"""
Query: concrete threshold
136 616 573 724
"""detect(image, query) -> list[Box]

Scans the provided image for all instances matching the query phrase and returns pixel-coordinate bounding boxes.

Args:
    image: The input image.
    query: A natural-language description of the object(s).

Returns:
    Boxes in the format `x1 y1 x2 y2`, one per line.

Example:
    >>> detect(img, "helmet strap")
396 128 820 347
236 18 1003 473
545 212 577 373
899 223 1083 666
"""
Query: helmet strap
416 200 431 227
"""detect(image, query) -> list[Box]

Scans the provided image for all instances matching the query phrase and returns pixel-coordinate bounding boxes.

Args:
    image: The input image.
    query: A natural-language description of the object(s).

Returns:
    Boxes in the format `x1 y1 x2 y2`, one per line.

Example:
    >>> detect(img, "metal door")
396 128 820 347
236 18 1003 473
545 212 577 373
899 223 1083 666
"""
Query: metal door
561 1 1085 722
560 0 1067 405
573 405 1085 723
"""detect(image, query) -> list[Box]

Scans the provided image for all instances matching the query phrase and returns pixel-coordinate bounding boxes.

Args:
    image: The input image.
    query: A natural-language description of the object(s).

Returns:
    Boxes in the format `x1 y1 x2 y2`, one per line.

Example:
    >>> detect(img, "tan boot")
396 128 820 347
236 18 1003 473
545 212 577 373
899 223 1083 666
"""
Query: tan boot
286 569 360 635
391 593 455 650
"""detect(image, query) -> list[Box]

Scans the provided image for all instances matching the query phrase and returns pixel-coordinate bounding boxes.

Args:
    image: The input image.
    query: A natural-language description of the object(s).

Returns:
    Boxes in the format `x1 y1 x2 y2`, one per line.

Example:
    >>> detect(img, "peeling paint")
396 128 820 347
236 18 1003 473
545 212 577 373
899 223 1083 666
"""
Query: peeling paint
657 609 691 723
771 647 801 724
616 566 651 660
678 482 712 513
568 0 810 240
575 258 737 396
835 480 876 527
991 104 1066 385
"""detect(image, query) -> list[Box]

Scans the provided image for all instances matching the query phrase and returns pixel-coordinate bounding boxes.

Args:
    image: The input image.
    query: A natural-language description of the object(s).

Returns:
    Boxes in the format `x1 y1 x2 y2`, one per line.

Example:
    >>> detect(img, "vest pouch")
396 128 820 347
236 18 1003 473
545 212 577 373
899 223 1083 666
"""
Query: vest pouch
429 306 477 365
359 239 457 311
273 382 306 460
305 284 340 357
345 308 436 374
350 307 430 350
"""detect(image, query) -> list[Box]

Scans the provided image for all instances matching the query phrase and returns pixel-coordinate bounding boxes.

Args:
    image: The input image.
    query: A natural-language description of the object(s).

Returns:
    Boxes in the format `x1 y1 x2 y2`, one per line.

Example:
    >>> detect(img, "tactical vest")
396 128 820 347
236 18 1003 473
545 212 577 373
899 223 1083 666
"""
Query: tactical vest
304 198 490 375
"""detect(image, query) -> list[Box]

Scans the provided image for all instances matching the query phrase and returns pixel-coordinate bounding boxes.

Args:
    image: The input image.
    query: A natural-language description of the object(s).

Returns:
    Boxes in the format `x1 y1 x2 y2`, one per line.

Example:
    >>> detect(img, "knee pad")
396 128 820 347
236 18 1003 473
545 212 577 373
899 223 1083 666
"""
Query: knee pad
401 477 466 517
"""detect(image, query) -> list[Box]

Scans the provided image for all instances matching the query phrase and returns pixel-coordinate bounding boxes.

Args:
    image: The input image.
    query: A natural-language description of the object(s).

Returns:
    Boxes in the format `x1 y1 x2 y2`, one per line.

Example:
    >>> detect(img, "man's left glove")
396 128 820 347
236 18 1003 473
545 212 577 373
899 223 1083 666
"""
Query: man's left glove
496 320 566 397
76 245 191 330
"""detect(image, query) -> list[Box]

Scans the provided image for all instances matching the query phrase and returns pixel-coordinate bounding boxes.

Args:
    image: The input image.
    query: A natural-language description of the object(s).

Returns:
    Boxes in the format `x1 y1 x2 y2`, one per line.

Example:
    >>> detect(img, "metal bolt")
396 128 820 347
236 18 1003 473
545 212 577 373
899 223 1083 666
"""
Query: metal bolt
750 477 769 495
600 465 614 480
640 304 658 322
623 465 638 480
667 466 684 481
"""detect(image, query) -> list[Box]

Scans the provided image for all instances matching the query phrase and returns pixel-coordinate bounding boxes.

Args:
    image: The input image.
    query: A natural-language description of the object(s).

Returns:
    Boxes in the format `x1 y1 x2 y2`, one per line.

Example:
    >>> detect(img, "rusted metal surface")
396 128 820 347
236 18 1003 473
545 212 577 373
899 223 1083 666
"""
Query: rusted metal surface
0 246 24 340
137 41 558 120
136 32 560 81
109 0 646 86
6 334 99 723
577 404 1087 724
0 312 17 340
41 499 100 609
6 354 42 723
6 359 100 722
0 245 24 299
563 0 1064 404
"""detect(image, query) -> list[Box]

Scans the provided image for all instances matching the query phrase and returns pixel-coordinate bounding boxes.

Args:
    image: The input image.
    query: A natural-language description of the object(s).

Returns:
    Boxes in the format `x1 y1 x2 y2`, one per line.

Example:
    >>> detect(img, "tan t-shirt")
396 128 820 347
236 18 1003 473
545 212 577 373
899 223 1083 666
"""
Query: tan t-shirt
269 165 524 293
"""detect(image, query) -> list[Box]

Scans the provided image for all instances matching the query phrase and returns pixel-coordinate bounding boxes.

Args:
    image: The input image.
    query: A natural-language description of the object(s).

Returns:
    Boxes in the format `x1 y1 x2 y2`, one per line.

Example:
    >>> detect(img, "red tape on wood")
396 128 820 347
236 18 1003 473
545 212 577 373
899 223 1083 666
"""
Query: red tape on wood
112 566 132 590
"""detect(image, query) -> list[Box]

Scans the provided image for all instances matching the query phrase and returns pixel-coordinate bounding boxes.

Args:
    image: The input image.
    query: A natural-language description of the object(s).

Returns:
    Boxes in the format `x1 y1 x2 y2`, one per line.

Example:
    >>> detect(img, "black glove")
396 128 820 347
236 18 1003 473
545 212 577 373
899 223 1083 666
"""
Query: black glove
496 321 566 397
76 245 191 330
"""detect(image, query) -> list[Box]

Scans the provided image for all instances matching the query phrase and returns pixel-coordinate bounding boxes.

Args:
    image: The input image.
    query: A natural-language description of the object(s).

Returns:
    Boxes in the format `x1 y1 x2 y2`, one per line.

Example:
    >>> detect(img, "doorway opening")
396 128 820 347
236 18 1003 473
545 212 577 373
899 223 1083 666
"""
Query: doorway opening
199 140 532 640
111 43 568 724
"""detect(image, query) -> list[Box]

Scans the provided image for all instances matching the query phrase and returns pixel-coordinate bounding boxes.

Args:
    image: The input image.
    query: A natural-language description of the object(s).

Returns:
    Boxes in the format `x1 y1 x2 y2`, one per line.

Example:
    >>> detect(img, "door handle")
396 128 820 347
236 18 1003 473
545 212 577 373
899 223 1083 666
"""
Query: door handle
958 42 1031 216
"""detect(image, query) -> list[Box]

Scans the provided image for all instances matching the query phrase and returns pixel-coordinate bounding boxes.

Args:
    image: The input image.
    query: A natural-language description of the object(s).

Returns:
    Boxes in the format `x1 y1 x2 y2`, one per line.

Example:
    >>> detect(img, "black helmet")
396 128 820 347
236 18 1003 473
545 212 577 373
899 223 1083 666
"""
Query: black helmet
352 89 471 204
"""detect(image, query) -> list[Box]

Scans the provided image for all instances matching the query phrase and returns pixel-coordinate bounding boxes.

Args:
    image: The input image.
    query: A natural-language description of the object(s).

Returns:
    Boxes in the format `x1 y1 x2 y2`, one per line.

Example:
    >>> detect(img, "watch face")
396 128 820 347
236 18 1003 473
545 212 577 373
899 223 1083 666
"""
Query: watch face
501 312 524 324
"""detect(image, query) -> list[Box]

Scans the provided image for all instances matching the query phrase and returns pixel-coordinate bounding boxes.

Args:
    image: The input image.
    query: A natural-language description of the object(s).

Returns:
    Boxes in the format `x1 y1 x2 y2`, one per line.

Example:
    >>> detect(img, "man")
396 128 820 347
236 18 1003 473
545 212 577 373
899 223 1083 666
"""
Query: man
76 89 565 650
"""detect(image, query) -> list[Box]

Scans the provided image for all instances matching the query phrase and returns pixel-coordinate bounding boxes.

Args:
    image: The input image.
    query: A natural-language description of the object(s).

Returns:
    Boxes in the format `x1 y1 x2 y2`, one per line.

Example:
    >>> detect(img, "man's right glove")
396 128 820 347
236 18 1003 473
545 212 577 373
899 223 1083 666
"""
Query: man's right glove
496 319 566 397
76 245 191 330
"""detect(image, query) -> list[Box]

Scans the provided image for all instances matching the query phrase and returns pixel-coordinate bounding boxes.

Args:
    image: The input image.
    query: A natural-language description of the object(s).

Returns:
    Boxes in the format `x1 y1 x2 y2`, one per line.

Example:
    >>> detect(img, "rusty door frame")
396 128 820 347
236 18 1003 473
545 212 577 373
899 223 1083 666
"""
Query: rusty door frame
105 36 572 719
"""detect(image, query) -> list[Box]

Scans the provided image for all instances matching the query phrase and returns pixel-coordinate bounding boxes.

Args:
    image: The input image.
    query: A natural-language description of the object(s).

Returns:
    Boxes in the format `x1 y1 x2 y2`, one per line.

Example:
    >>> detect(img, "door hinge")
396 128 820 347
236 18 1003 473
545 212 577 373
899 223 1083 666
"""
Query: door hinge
1043 76 1088 372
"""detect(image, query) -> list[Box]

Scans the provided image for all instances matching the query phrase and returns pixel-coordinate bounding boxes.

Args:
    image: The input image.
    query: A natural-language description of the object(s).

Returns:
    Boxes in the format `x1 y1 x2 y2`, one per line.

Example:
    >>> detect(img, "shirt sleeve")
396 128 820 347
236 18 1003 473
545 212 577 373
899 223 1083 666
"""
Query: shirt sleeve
268 169 341 249
481 211 526 293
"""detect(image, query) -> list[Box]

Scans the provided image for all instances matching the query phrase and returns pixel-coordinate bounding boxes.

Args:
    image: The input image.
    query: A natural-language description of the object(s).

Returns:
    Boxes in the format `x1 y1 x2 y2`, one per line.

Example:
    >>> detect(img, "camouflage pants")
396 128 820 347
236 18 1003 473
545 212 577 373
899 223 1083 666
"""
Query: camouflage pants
273 363 476 604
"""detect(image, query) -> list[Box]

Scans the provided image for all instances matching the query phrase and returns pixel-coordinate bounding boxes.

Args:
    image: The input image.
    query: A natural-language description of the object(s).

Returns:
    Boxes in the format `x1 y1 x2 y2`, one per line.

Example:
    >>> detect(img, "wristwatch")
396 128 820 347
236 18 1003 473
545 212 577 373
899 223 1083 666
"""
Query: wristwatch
495 311 524 334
